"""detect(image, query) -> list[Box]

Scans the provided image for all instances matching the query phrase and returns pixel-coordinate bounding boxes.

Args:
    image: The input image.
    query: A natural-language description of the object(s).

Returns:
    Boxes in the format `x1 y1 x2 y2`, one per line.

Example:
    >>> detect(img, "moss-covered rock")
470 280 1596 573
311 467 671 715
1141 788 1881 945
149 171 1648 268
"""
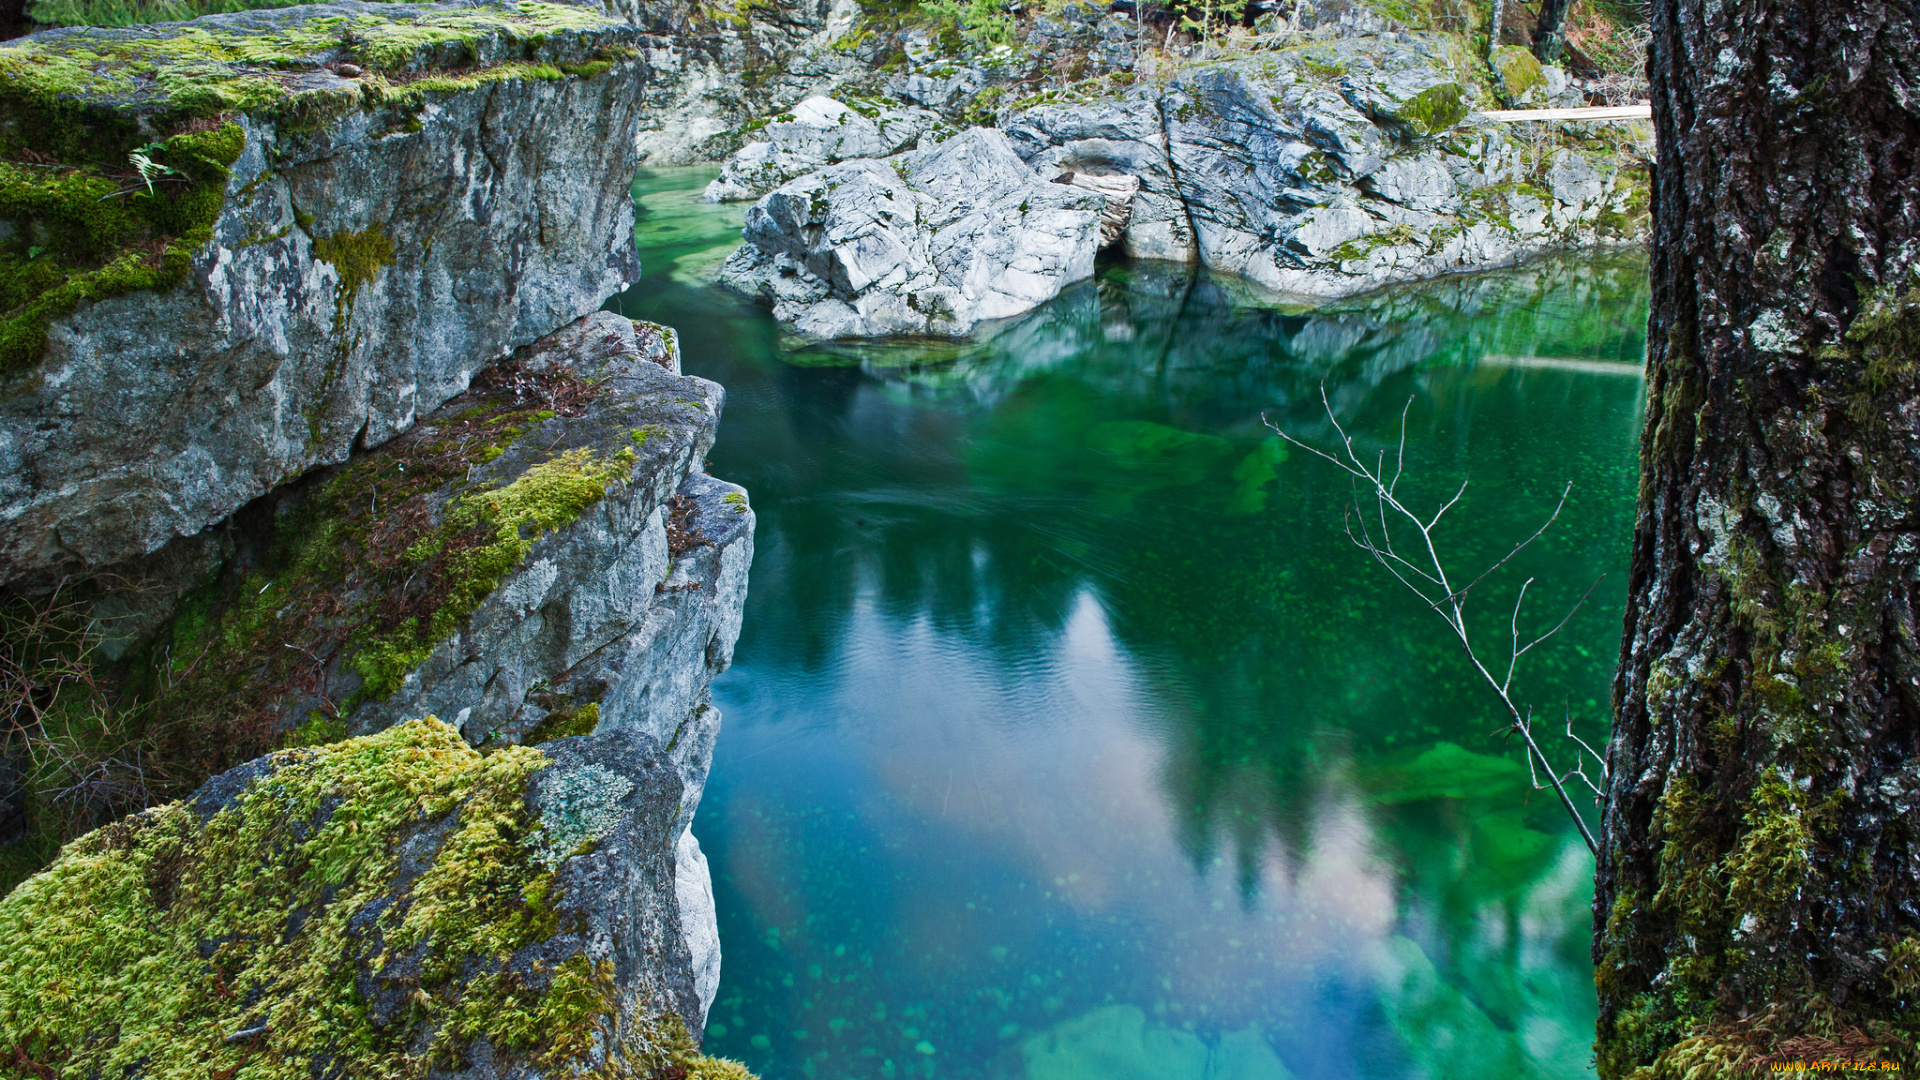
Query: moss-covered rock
1490 44 1544 104
0 312 755 903
0 0 652 585
0 715 753 1078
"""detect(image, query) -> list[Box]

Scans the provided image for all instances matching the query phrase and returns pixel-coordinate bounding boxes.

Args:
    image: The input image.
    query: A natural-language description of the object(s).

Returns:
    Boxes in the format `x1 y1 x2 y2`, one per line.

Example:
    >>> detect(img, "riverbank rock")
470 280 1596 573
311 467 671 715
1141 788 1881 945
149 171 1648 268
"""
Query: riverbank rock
717 127 1105 338
717 32 1650 338
703 95 944 202
1002 92 1196 262
0 1 650 586
1157 35 1647 297
615 0 878 166
0 716 751 1079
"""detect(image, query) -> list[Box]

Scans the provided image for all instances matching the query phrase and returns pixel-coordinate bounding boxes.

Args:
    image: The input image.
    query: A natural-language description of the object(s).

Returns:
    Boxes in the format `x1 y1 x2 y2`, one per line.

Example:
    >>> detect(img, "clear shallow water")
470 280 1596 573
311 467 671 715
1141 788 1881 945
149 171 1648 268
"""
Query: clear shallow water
608 168 1650 1080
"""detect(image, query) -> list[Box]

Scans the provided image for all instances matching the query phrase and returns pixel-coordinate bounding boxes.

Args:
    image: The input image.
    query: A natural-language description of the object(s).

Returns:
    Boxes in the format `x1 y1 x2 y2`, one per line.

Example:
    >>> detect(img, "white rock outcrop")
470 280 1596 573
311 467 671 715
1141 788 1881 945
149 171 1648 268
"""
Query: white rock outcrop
717 127 1106 338
703 95 943 202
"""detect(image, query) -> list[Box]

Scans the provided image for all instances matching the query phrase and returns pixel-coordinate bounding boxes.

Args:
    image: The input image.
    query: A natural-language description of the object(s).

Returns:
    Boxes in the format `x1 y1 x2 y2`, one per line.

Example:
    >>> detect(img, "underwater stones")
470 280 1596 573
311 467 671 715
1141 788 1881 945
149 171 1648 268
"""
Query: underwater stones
0 716 746 1078
717 127 1104 338
703 96 943 203
1022 1005 1295 1080
0 0 650 586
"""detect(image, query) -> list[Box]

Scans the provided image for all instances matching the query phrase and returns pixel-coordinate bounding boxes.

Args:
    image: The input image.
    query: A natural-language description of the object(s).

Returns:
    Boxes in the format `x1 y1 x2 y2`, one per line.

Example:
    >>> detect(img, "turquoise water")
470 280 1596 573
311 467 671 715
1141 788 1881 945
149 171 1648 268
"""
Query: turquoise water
608 168 1649 1080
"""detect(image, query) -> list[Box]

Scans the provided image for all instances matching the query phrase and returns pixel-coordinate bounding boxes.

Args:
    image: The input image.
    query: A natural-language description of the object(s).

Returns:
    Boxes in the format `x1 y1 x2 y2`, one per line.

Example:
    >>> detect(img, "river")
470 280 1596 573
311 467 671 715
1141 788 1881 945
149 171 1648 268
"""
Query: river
605 167 1649 1080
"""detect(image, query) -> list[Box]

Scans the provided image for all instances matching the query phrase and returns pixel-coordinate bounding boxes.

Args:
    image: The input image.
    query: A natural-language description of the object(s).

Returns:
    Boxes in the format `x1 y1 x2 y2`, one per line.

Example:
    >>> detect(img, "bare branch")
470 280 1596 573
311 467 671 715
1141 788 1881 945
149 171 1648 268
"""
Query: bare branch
1271 394 1606 857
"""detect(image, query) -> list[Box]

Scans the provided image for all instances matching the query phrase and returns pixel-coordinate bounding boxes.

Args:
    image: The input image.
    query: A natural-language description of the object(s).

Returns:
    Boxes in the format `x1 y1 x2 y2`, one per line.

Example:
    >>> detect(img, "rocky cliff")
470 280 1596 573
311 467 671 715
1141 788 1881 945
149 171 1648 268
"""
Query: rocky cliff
0 3 759 1072
0 0 650 585
0 306 756 1074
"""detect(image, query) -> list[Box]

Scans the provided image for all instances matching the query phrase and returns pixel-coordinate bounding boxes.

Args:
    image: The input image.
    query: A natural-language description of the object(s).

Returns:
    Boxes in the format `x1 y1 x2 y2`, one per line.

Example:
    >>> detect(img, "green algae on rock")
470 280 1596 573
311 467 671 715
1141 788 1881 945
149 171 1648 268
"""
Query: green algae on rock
0 715 753 1079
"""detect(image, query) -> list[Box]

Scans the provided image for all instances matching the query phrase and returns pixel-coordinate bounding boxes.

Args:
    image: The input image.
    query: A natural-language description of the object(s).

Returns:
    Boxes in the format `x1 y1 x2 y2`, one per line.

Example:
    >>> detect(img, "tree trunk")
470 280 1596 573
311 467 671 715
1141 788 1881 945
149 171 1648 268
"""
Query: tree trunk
1593 0 1920 1074
1530 0 1567 62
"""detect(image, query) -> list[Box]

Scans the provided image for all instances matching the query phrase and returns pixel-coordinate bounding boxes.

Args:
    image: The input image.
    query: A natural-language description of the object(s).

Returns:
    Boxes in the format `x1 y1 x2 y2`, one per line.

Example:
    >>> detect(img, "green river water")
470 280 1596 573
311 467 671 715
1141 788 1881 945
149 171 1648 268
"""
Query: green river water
606 167 1650 1080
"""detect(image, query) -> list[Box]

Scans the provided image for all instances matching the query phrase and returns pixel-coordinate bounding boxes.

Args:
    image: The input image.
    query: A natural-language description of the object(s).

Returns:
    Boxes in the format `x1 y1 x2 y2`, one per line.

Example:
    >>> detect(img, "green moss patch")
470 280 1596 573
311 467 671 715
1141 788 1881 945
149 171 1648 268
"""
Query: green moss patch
311 224 394 308
1395 81 1469 136
0 123 243 370
348 442 635 701
26 0 427 29
1490 45 1543 101
0 716 753 1078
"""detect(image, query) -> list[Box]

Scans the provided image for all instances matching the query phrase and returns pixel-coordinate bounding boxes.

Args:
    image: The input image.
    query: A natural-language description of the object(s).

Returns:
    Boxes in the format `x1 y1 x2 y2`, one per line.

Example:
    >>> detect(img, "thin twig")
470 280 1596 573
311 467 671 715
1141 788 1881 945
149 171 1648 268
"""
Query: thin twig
1262 391 1608 857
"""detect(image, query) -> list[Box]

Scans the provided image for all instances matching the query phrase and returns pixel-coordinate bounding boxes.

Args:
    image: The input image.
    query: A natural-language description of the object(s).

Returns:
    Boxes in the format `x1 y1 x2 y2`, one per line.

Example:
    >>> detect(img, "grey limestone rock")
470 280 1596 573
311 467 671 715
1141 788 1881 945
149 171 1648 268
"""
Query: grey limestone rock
1003 93 1197 262
0 310 755 1066
717 127 1106 338
0 1 650 587
0 713 739 1075
703 95 943 202
885 63 992 115
615 0 875 166
346 312 754 767
723 33 1651 338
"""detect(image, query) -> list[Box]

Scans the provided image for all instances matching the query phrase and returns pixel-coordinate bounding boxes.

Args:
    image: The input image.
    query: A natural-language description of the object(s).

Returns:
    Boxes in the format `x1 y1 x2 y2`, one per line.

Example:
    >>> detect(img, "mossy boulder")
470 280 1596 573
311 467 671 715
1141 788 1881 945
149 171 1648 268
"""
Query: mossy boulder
0 715 752 1078
1491 44 1545 104
0 0 652 585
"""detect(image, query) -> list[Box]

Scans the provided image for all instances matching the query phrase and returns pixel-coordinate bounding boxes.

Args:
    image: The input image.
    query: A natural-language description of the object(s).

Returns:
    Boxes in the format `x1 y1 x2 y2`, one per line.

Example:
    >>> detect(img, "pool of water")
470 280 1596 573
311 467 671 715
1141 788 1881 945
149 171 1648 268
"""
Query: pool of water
607 168 1649 1080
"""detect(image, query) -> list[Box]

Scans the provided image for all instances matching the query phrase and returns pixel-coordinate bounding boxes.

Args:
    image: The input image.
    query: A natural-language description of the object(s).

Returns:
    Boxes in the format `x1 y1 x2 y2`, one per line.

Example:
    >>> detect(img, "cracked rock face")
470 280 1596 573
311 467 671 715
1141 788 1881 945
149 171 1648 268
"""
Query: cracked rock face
612 0 875 167
345 313 754 765
716 127 1106 339
703 95 945 203
716 34 1650 338
1003 92 1196 263
1156 36 1648 298
0 2 649 587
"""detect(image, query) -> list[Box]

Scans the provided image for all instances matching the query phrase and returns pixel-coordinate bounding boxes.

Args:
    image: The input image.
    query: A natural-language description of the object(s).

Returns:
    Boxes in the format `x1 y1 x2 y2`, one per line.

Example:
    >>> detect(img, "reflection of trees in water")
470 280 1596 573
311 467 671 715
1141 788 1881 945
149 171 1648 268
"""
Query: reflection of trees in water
697 255 1644 1069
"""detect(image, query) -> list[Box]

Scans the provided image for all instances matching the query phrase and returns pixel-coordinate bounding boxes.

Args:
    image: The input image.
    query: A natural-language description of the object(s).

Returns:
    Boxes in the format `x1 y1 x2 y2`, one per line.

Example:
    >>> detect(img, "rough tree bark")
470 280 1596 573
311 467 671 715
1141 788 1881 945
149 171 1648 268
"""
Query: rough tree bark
1593 0 1920 1075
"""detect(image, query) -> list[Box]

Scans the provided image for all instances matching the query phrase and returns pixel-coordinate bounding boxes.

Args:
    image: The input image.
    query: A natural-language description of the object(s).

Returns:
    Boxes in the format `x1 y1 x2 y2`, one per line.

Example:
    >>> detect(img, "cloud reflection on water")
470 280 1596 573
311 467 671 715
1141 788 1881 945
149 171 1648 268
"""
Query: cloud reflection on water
610 169 1642 1079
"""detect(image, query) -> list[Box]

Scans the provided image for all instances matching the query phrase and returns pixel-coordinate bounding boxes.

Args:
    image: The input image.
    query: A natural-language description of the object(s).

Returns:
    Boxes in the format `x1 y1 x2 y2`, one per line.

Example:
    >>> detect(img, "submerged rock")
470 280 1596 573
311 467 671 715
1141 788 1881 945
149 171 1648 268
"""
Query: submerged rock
703 95 943 202
717 127 1105 339
0 716 750 1079
0 1 650 586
